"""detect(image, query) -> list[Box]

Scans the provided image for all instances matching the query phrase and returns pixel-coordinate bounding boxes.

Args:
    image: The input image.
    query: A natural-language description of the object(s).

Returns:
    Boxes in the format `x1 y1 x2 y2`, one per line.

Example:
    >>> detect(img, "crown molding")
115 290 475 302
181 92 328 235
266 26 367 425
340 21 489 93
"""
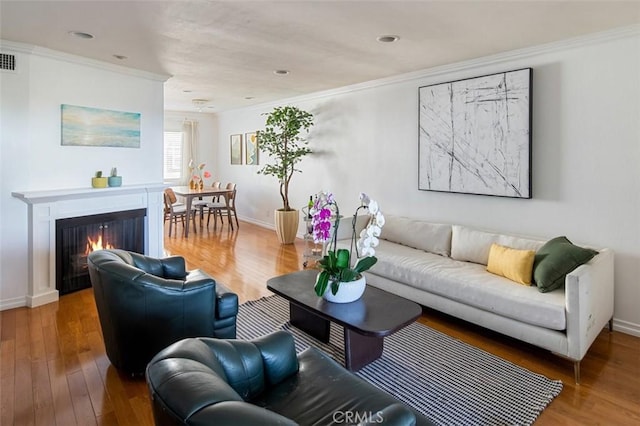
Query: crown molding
0 39 171 82
220 24 640 115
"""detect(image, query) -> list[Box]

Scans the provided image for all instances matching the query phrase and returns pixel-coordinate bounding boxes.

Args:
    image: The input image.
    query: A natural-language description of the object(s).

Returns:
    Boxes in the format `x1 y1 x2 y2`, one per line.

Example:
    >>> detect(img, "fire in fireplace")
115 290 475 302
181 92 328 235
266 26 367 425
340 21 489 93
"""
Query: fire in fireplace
56 208 146 295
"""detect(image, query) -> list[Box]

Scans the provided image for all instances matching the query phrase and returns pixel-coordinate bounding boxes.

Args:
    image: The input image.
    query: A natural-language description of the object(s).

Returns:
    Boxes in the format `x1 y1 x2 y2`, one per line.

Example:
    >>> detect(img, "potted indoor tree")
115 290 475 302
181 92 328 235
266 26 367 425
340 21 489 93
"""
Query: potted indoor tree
258 105 314 244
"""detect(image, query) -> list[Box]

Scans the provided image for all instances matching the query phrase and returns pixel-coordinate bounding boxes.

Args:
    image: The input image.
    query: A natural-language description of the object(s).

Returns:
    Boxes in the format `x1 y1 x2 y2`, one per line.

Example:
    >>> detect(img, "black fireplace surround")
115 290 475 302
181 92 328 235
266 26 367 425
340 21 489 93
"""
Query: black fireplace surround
55 208 146 295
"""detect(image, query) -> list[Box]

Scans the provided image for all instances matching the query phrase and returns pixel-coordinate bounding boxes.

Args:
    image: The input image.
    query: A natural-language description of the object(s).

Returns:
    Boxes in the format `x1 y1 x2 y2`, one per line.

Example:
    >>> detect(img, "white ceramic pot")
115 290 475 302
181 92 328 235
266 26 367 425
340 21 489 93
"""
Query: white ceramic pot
323 275 366 303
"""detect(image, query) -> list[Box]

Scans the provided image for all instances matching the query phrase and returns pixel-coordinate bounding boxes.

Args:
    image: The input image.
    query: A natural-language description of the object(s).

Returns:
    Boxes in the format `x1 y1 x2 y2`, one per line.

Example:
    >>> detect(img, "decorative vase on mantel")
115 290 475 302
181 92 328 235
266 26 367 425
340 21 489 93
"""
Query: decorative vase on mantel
322 275 366 303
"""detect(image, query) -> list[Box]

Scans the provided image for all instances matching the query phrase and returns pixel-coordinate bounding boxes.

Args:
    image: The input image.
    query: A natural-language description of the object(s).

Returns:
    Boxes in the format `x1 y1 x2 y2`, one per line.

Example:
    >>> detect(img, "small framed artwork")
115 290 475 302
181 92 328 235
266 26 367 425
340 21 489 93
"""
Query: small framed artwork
230 134 243 165
245 132 259 165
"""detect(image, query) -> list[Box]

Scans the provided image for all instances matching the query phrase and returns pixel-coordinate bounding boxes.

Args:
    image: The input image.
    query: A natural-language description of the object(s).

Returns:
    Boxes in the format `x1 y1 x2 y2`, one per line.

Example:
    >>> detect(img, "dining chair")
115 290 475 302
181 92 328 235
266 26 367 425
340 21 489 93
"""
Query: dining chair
164 189 198 237
206 183 239 230
163 188 184 222
193 181 221 226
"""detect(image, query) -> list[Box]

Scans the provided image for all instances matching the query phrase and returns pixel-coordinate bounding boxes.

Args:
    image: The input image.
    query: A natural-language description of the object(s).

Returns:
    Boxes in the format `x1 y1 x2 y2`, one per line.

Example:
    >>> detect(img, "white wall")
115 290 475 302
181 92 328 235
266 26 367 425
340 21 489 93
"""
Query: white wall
0 42 166 308
164 111 218 184
214 29 640 334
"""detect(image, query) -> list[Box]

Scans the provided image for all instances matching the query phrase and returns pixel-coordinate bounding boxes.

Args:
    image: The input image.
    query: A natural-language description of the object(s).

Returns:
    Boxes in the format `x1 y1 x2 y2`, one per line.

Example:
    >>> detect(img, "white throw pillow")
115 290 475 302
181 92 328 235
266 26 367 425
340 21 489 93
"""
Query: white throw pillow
451 225 501 265
498 235 545 252
380 215 452 256
334 214 370 241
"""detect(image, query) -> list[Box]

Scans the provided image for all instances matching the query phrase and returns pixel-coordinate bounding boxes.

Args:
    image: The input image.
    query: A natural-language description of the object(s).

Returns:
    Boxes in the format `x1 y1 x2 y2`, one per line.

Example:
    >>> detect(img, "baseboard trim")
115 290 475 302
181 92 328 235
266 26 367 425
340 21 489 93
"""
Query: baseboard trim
238 216 307 240
613 318 640 337
26 290 59 308
0 296 27 311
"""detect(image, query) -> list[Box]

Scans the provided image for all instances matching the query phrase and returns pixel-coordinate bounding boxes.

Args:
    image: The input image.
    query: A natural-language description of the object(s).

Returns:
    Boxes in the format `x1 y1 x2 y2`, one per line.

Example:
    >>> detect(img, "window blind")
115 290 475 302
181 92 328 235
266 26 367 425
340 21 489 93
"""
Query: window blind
163 131 183 180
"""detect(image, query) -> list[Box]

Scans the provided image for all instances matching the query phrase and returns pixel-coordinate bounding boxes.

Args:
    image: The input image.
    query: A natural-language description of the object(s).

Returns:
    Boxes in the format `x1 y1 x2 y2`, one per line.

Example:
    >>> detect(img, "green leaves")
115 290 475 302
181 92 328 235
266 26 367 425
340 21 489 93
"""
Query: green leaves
257 106 314 211
336 249 350 269
314 249 377 296
353 256 377 274
314 270 330 296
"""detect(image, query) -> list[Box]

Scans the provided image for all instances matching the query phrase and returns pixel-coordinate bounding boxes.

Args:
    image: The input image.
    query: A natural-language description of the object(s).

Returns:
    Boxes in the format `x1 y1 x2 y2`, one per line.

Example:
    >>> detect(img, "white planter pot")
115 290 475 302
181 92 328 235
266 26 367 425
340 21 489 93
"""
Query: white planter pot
322 275 366 303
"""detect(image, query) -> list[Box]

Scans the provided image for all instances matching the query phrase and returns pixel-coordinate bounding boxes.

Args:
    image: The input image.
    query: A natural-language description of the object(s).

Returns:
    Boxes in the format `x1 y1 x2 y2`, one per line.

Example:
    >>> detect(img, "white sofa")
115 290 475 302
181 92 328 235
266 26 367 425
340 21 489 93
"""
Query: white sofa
337 215 614 383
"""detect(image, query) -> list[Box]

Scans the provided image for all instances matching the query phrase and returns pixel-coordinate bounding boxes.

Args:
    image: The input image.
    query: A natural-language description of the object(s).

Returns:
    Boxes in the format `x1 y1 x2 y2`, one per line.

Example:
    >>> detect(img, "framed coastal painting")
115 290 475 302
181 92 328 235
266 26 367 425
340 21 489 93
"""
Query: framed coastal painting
61 104 141 148
230 134 243 165
245 132 259 165
418 68 532 198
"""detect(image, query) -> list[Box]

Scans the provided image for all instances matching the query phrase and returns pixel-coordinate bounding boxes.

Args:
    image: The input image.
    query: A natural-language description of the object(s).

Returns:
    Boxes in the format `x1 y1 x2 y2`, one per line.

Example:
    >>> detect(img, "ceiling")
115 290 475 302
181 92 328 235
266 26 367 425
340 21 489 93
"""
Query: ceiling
1 1 639 112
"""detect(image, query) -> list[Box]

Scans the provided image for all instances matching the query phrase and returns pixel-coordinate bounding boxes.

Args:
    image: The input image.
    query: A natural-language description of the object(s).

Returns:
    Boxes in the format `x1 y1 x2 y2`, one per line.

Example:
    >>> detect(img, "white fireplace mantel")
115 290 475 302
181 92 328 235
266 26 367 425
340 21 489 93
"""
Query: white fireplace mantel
12 183 165 308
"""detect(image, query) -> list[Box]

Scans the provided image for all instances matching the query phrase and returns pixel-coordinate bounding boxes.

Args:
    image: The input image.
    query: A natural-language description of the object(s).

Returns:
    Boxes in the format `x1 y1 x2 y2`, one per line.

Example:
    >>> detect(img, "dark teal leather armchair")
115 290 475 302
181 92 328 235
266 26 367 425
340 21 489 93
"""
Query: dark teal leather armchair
87 249 238 376
145 331 433 425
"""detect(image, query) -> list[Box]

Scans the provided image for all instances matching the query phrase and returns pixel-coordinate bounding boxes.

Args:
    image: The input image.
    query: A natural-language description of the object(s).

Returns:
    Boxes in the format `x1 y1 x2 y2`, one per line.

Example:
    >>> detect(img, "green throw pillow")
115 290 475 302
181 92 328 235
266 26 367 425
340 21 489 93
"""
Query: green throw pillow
533 236 598 293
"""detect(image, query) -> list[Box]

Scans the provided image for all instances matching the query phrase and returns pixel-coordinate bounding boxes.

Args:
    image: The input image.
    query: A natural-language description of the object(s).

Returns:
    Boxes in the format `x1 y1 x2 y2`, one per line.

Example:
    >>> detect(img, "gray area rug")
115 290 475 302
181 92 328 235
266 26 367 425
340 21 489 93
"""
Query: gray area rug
237 296 563 426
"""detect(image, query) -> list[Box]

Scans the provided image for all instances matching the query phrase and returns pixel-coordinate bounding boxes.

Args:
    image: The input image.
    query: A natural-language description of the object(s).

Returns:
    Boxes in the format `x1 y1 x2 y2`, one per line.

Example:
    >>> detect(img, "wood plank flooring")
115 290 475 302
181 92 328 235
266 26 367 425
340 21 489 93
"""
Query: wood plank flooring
1 220 639 425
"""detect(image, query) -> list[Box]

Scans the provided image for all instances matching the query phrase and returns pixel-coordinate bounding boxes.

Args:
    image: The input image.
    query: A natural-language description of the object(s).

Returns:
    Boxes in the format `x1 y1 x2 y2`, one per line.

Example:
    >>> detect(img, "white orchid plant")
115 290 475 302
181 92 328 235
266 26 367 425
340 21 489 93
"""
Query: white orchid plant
311 191 385 297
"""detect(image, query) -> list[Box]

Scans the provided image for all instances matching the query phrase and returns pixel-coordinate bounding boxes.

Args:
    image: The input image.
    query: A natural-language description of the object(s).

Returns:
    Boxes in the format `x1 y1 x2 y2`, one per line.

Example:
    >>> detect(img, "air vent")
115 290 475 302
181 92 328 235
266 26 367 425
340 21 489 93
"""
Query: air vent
0 53 16 71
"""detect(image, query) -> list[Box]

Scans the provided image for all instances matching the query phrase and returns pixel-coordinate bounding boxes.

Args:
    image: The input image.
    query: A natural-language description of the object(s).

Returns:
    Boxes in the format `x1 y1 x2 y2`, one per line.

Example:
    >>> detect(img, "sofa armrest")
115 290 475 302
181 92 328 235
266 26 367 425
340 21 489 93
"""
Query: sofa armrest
357 403 416 426
565 248 614 360
215 282 239 319
160 255 187 279
253 331 299 386
189 401 297 426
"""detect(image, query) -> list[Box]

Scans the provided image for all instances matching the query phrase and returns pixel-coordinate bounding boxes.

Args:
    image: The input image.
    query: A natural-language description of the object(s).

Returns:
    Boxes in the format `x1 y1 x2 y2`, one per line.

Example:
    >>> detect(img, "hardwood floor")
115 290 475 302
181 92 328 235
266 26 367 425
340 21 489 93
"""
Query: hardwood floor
1 220 638 425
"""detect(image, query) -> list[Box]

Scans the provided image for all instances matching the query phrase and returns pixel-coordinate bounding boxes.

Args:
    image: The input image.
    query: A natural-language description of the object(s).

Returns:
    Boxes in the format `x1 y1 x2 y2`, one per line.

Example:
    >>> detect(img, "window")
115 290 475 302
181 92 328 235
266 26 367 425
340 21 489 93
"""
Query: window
163 131 183 181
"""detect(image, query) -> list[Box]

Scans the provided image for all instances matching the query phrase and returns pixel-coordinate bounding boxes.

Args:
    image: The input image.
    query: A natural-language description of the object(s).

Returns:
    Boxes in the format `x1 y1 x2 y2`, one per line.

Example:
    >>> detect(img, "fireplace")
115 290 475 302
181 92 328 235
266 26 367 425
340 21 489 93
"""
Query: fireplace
55 209 146 295
12 183 165 309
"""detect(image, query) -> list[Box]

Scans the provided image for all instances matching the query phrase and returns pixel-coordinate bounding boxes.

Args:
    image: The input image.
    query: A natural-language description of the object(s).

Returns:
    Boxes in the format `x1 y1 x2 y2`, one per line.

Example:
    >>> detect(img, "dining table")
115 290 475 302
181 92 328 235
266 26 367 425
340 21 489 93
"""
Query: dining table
171 186 233 238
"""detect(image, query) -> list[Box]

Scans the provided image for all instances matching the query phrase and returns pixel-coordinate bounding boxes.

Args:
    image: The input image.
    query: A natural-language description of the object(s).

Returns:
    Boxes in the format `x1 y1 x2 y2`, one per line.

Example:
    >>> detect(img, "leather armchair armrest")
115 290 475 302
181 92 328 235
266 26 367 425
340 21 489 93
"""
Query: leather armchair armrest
189 401 297 426
357 403 416 426
161 255 187 279
253 331 299 386
215 282 239 319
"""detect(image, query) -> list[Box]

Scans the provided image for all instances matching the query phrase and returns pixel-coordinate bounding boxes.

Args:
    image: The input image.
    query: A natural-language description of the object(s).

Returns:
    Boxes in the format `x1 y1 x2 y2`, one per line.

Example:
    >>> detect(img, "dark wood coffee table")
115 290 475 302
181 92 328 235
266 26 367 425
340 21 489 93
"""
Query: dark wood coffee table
267 269 422 372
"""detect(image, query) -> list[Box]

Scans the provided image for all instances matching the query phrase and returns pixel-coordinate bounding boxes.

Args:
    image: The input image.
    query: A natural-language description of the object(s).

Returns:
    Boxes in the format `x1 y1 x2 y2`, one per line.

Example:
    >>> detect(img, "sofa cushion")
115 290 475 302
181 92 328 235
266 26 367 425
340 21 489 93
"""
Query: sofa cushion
366 240 566 330
533 236 598 293
451 225 544 266
380 215 452 256
451 226 500 265
486 244 535 285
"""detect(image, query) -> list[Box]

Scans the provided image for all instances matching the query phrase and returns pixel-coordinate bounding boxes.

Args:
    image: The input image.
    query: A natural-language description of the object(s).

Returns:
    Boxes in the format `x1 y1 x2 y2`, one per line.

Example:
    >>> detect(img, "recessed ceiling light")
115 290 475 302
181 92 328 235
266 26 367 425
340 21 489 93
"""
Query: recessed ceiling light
112 54 127 60
183 90 193 93
273 70 290 75
68 31 94 39
377 35 399 43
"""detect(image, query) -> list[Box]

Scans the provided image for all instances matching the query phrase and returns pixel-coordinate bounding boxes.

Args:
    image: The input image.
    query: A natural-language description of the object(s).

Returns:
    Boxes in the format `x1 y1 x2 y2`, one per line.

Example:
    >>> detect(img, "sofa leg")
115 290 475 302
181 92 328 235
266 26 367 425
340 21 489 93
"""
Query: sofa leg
609 318 614 332
574 361 581 385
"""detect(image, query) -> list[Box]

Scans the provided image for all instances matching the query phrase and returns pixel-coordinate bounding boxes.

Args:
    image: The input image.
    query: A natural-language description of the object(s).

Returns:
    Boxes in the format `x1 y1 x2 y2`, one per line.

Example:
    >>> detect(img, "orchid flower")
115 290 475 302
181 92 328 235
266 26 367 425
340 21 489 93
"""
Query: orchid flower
311 191 385 297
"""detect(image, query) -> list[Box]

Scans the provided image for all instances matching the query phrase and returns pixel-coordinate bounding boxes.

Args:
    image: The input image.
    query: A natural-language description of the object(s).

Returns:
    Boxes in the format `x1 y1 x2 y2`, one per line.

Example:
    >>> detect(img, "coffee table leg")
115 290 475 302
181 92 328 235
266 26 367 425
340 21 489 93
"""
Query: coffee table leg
290 303 330 343
344 329 384 372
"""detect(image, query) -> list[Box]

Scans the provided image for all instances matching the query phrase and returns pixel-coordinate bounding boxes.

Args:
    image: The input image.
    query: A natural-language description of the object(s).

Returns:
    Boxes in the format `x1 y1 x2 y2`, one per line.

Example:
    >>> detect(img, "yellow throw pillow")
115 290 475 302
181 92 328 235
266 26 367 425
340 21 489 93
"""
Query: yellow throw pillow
486 243 536 285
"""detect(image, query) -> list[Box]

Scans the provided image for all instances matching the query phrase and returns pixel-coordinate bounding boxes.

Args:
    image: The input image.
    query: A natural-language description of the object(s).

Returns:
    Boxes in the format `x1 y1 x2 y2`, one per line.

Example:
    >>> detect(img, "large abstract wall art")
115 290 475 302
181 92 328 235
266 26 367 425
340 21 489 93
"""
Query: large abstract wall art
418 68 532 198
